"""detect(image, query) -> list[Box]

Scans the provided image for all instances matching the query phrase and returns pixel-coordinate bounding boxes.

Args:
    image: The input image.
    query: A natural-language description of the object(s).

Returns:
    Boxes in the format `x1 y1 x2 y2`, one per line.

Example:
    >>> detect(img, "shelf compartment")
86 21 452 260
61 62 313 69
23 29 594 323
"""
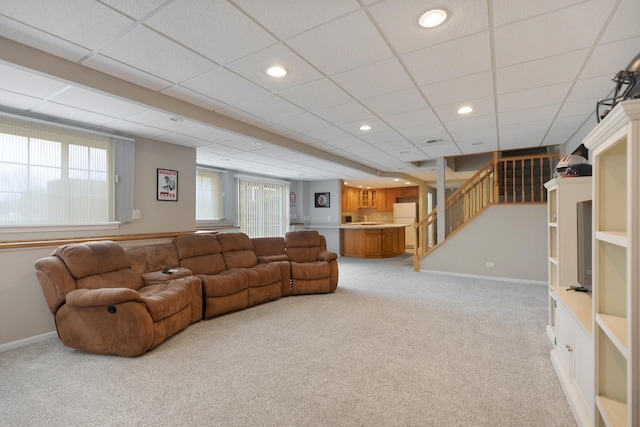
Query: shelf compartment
596 137 627 233
549 226 558 258
597 328 627 406
596 314 627 357
596 240 626 319
596 396 627 427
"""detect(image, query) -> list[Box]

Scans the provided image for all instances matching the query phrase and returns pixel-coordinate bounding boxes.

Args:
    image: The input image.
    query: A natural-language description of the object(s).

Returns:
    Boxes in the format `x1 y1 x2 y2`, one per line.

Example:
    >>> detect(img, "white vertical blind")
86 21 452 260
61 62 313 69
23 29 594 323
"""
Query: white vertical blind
196 167 224 220
238 177 289 237
0 115 113 225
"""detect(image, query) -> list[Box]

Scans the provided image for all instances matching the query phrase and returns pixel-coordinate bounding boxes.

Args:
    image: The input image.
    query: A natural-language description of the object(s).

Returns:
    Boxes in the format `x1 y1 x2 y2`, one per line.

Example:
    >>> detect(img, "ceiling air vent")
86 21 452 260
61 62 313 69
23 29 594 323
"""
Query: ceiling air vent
425 139 440 144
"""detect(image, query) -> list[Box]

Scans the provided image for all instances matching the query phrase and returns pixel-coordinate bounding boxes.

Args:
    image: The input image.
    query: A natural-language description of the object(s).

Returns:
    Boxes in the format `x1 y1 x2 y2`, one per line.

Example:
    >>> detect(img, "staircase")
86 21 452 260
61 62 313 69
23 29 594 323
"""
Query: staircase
413 151 559 271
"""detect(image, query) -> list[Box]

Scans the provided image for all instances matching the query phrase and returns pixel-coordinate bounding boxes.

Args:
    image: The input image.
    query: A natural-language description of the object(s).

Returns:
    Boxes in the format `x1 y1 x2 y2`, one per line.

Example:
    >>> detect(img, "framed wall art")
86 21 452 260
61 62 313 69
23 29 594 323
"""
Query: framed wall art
314 192 330 208
157 168 178 201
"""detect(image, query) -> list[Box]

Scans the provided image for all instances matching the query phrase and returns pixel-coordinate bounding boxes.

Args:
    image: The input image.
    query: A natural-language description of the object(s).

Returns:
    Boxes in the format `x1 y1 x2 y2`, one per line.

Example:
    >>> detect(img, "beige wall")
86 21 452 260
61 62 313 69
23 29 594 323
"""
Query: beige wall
0 138 196 346
420 204 548 282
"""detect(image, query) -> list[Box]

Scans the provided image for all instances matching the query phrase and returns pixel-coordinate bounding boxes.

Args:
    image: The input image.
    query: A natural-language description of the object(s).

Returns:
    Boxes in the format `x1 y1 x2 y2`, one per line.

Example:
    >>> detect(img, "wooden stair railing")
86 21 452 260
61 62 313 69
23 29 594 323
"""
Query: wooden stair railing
413 152 559 271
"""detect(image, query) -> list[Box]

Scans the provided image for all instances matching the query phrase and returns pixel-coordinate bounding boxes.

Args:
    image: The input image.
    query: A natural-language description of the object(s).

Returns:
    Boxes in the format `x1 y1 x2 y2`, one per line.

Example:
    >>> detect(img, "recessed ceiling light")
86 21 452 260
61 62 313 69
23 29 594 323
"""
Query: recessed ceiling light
457 106 474 114
252 141 262 146
170 117 183 122
393 178 400 182
405 182 412 185
266 66 287 77
418 9 447 28
359 125 372 131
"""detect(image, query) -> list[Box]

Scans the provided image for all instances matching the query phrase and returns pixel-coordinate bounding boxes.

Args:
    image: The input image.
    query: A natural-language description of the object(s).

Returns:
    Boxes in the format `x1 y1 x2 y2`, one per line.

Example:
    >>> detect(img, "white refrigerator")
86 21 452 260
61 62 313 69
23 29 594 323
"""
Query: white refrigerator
393 202 417 249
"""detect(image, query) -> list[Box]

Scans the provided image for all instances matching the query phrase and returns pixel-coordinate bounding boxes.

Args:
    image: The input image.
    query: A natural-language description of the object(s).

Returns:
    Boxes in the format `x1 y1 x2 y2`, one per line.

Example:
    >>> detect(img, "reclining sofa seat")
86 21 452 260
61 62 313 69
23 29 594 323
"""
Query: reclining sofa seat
173 233 283 319
284 230 338 295
34 241 202 357
250 236 292 297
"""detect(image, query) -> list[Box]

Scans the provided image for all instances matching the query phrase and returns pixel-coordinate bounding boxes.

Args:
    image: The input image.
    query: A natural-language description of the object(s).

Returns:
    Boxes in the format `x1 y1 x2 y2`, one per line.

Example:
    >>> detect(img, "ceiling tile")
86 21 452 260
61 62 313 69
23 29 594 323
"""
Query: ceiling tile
161 85 227 111
333 58 414 99
369 0 489 55
287 10 394 75
497 50 589 94
0 89 43 110
0 0 134 50
421 71 493 107
100 26 217 83
499 105 558 126
233 0 360 40
361 88 428 117
83 54 173 91
49 87 148 118
600 0 640 43
498 83 572 112
494 1 612 68
31 102 116 126
402 32 492 86
145 0 276 64
99 0 170 20
581 36 640 79
278 78 353 111
382 108 438 129
492 0 584 26
226 43 323 92
0 16 90 62
181 68 271 106
270 113 330 133
314 102 372 125
0 64 70 99
234 94 305 122
124 109 198 132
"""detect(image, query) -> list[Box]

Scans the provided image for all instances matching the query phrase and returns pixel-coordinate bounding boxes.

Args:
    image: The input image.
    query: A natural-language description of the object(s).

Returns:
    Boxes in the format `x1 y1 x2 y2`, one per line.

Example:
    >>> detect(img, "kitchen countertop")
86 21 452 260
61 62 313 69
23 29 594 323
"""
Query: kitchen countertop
307 223 412 229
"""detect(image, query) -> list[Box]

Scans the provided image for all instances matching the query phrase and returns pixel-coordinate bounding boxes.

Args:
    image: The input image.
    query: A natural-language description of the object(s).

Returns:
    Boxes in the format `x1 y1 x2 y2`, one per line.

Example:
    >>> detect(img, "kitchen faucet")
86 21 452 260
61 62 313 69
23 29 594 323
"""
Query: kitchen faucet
363 215 368 222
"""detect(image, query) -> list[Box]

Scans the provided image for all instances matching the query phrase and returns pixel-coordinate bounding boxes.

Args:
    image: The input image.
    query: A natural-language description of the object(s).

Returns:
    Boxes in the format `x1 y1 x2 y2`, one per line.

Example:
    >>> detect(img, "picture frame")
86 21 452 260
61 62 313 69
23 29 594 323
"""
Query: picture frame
157 168 178 201
314 192 330 208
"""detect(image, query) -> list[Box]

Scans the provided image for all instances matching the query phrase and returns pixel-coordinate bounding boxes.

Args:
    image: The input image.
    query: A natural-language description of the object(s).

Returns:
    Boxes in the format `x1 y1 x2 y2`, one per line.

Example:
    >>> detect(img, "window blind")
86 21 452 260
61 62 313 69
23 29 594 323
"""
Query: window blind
237 177 289 237
0 115 114 225
196 167 224 220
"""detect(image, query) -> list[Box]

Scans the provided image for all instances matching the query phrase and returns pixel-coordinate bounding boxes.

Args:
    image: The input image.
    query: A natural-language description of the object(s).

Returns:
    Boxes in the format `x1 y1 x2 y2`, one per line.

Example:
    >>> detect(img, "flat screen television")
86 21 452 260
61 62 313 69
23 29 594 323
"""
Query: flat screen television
575 200 592 293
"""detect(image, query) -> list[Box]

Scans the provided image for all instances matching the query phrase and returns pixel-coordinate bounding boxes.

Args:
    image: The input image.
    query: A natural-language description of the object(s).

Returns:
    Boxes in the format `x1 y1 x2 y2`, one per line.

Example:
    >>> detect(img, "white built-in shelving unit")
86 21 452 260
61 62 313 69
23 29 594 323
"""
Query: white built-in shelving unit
583 98 640 427
545 176 594 426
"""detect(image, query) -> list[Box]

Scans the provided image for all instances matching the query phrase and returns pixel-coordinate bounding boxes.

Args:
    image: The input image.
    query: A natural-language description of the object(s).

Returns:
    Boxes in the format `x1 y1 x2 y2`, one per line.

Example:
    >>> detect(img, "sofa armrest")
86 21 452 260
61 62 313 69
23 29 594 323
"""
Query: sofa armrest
141 267 192 285
257 254 289 263
318 251 338 262
66 288 141 307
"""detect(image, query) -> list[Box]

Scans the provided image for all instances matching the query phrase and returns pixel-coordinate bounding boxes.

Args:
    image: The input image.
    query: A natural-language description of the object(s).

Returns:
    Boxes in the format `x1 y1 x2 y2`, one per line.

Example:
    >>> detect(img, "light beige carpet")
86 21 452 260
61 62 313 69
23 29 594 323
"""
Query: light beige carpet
0 254 576 426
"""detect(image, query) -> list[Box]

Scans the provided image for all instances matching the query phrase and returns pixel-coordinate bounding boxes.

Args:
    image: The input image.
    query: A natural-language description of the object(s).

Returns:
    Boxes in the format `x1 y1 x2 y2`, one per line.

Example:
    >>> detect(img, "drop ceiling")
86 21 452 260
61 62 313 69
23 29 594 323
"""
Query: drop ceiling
0 0 638 188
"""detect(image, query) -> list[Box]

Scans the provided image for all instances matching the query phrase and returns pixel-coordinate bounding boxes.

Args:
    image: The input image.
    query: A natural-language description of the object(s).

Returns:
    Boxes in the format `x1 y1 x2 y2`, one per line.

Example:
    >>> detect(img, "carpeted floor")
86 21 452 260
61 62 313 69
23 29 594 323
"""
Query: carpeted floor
0 254 576 426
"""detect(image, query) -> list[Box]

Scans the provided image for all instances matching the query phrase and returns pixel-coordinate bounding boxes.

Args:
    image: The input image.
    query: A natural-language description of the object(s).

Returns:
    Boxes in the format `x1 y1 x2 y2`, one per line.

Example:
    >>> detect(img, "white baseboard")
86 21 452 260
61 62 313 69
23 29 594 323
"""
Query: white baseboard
0 331 57 354
419 268 547 286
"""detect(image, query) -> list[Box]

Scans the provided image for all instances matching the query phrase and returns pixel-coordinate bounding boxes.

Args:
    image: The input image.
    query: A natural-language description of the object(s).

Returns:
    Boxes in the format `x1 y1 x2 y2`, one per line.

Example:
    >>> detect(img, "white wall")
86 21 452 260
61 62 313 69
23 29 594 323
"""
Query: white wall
0 138 196 346
307 180 341 253
420 204 548 282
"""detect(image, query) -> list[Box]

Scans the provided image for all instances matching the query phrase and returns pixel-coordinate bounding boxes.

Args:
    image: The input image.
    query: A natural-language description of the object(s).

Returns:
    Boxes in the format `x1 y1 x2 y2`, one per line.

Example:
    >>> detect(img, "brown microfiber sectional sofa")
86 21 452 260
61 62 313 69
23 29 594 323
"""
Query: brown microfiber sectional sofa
34 230 338 357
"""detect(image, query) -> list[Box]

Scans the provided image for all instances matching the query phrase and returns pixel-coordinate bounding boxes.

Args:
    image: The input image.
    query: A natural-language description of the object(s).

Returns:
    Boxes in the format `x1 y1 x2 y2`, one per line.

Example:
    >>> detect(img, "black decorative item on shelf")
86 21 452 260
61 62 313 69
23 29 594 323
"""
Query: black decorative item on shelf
597 52 640 122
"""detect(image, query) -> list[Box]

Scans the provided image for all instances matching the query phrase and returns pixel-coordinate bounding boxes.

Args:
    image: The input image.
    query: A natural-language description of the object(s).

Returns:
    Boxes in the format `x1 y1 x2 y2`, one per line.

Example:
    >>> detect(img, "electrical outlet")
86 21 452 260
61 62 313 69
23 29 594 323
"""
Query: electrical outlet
132 209 140 220
486 262 495 268
327 215 331 221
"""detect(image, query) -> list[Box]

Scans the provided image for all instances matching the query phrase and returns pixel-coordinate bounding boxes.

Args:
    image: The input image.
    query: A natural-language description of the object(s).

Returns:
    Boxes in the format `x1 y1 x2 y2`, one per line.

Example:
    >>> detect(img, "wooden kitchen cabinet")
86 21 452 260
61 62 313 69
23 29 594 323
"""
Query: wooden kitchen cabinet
358 189 377 208
341 226 405 258
376 188 388 212
341 186 359 212
396 186 419 198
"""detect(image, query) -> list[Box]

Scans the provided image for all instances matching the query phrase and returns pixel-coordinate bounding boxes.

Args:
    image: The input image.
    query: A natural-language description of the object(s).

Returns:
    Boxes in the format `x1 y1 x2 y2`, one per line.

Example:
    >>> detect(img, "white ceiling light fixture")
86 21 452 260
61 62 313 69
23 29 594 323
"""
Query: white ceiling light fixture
266 66 287 78
418 9 447 28
457 106 474 114
359 125 372 131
